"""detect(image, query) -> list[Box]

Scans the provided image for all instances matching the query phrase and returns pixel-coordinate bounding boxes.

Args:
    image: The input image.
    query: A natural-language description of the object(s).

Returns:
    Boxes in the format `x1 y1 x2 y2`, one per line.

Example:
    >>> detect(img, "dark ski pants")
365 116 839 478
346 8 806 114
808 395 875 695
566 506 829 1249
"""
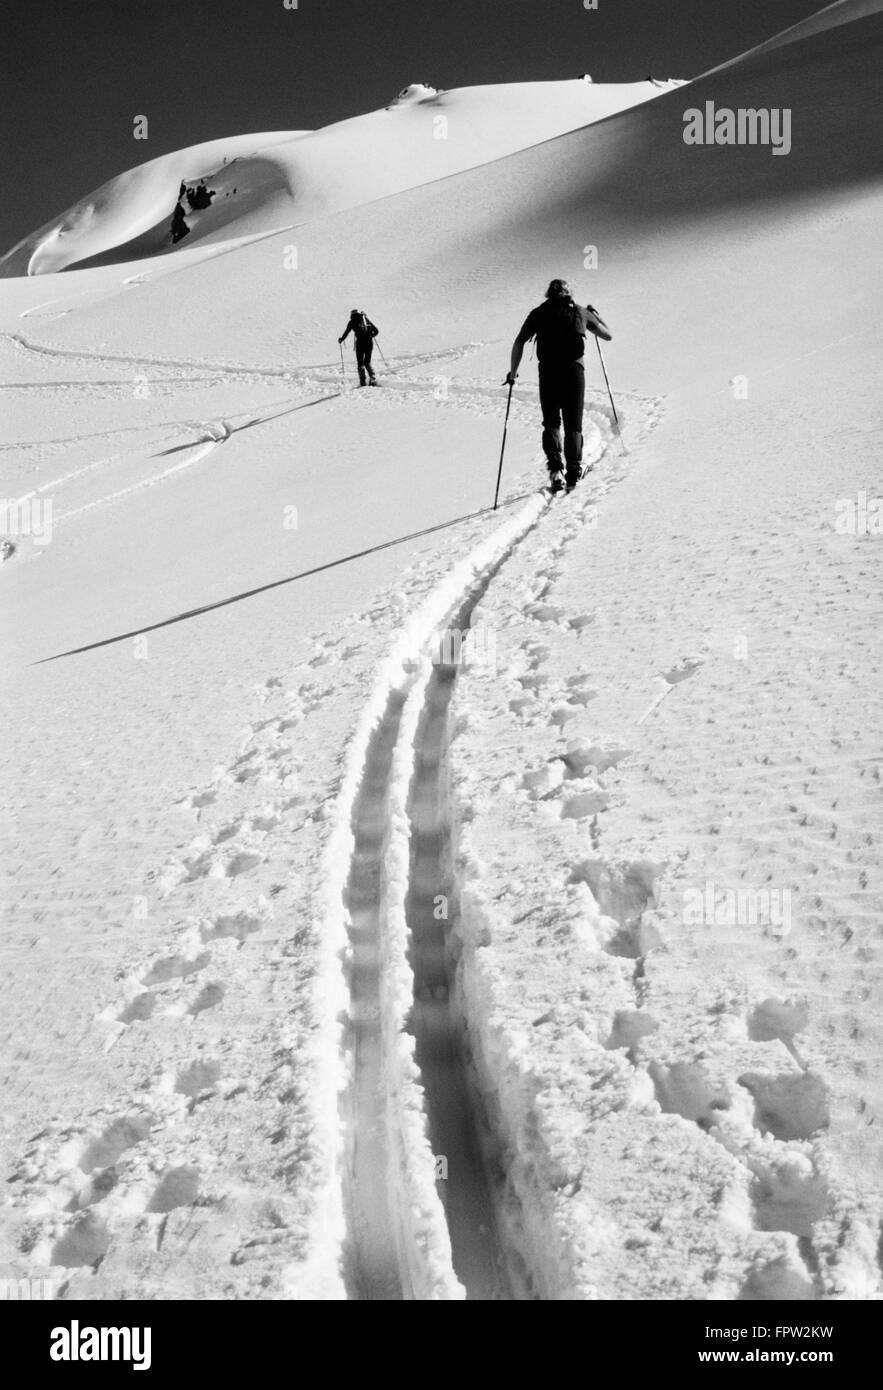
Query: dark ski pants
355 337 376 385
538 361 584 479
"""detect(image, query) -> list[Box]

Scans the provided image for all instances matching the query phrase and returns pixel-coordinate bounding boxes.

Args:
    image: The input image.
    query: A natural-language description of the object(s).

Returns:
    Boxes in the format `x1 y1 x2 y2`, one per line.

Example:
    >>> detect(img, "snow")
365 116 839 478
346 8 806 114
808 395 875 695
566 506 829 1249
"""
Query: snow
0 76 682 279
1 0 881 1301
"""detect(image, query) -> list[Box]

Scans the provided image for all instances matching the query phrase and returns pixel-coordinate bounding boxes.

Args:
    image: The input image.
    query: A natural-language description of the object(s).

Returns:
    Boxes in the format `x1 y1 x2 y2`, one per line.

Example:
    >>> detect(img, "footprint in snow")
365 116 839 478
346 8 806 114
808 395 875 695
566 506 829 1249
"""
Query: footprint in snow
215 849 264 879
179 788 217 813
748 1153 829 1236
200 909 263 945
147 1165 201 1214
175 1059 222 1099
649 1060 731 1130
188 982 225 1015
117 992 157 1025
662 655 705 685
76 1166 120 1209
79 1115 153 1172
141 952 210 987
212 821 242 845
560 741 630 778
604 1009 659 1053
525 601 568 624
737 1070 830 1142
560 789 609 817
50 1213 111 1269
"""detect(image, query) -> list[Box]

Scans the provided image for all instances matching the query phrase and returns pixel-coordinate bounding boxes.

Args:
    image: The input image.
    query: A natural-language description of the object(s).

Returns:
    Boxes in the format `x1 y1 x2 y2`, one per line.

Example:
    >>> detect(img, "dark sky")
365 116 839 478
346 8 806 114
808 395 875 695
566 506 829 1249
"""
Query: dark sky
2 0 825 251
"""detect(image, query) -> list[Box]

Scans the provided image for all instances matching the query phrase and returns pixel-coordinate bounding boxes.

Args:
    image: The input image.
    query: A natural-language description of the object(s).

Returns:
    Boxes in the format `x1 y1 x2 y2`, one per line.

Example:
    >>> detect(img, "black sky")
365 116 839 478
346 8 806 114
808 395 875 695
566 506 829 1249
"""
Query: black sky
2 0 826 251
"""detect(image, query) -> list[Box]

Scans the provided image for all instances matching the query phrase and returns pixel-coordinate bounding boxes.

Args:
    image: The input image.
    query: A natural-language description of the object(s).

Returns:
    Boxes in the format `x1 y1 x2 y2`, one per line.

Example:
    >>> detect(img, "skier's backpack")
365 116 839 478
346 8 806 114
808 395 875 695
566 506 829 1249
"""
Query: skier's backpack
540 297 588 359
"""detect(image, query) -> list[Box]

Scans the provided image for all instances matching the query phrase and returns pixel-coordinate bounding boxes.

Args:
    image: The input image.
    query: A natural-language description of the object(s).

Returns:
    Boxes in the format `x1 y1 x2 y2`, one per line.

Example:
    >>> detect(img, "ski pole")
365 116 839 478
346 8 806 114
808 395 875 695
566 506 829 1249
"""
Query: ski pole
339 341 346 385
375 338 388 367
595 338 626 454
493 379 515 511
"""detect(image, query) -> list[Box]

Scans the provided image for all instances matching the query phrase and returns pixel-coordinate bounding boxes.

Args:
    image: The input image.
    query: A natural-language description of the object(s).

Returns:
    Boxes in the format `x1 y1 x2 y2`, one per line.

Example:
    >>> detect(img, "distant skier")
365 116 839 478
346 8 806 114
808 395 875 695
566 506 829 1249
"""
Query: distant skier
170 202 190 244
506 278 611 493
339 309 379 386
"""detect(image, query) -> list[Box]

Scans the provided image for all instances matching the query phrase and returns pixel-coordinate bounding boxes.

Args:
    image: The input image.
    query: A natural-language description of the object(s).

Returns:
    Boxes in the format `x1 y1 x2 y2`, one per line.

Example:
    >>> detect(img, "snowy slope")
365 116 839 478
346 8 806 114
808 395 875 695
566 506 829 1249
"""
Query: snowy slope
0 77 682 278
0 132 310 279
17 2 880 378
1 0 881 1302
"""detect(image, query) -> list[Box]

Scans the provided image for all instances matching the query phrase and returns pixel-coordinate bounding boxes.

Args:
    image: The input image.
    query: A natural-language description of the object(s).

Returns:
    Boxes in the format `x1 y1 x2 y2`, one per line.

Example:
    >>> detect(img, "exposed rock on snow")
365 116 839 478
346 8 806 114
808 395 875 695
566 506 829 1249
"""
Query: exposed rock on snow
387 83 440 106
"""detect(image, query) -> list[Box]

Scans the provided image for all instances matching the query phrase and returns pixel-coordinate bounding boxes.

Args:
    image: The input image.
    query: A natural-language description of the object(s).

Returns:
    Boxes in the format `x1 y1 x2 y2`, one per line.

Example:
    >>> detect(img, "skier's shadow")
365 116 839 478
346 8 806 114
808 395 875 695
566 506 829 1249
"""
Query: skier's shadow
33 493 535 665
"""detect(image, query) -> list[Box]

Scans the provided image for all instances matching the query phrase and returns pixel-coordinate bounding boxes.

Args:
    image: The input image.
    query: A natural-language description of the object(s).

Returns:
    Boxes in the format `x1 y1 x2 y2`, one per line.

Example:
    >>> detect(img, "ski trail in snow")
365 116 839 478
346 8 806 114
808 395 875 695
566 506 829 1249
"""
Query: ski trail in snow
4 331 287 382
404 624 513 1298
11 444 172 503
7 425 212 504
53 434 223 523
329 488 560 1299
329 412 617 1298
4 330 334 388
342 687 413 1300
16 225 302 320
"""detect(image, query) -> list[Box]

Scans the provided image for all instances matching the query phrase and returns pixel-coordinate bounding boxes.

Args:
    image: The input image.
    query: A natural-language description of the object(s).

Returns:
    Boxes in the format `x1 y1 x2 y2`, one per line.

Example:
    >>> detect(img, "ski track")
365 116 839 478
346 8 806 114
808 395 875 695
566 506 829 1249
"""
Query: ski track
324 408 624 1298
1 331 641 541
51 436 225 523
342 687 413 1299
3 319 638 1298
402 609 512 1298
14 224 302 321
323 489 551 1299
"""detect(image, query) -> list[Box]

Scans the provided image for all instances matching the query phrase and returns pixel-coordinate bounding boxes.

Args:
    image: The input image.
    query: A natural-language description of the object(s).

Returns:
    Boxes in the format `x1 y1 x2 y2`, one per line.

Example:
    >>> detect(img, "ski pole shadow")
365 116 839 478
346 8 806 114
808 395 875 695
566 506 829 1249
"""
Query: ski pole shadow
33 491 537 665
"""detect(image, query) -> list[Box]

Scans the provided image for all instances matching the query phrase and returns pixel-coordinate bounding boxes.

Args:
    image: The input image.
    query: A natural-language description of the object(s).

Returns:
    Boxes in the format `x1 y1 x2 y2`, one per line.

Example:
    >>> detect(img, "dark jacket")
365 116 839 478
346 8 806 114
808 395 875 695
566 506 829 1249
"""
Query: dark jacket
341 312 378 342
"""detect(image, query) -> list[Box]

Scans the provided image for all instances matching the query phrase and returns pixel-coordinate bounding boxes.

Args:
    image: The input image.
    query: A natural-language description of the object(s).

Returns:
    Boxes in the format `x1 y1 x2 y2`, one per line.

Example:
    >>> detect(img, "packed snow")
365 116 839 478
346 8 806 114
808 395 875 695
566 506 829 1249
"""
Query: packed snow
1 0 881 1301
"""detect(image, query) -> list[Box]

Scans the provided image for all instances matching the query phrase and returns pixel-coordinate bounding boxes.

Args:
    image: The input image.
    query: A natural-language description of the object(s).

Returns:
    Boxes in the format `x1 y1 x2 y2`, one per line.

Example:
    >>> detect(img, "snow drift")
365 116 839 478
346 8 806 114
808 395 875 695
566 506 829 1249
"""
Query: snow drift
0 77 683 278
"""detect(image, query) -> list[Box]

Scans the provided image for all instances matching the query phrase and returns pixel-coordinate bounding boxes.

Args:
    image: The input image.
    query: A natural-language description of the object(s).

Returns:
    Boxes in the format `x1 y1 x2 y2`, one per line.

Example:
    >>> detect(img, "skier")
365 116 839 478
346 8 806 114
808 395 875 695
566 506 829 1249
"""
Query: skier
170 202 190 244
339 309 379 386
506 279 611 493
